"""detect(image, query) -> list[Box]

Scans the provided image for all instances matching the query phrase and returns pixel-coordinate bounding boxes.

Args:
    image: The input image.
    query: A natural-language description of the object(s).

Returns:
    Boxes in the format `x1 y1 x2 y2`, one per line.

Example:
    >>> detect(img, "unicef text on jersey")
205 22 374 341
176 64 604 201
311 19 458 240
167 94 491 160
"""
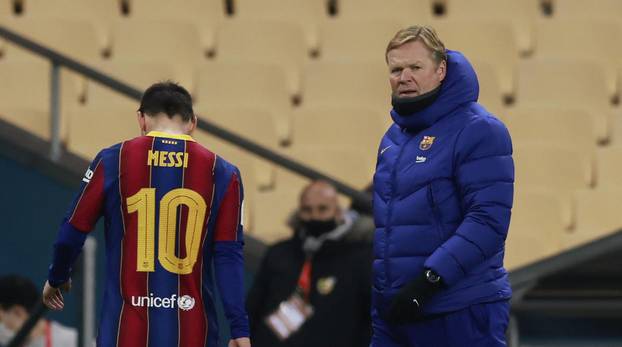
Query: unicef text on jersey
130 293 195 311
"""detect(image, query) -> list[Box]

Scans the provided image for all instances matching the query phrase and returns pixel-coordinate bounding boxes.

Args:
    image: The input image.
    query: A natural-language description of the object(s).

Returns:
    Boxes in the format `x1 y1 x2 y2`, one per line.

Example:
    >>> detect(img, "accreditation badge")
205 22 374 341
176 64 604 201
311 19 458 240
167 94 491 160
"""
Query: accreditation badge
264 292 314 340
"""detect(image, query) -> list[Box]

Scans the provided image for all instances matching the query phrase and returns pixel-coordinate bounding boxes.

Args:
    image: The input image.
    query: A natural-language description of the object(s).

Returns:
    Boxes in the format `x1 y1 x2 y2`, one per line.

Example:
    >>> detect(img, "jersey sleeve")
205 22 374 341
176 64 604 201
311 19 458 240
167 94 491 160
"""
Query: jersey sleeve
48 151 107 287
213 167 250 338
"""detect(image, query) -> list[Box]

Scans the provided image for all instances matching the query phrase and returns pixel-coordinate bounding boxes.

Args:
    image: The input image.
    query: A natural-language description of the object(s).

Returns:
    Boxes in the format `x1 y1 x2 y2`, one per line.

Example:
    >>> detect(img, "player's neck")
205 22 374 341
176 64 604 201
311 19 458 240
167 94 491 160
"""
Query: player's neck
146 126 188 135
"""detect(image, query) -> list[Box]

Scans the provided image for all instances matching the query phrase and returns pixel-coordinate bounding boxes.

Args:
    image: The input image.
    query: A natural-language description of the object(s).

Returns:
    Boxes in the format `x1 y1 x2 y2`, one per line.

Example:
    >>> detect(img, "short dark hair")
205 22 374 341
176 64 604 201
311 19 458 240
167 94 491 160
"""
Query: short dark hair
138 81 195 122
0 275 39 313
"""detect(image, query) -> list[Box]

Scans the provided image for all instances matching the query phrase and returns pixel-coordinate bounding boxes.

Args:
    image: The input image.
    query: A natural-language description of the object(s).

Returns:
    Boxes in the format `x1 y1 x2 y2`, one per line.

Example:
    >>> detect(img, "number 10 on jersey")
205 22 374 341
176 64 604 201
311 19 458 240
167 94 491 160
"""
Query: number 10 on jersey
127 188 207 275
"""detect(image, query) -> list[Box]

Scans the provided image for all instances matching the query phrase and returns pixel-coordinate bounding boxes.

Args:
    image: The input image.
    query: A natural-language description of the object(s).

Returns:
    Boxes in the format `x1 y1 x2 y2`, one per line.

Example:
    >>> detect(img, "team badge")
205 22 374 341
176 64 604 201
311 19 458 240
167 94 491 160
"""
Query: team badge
419 136 436 151
317 277 337 295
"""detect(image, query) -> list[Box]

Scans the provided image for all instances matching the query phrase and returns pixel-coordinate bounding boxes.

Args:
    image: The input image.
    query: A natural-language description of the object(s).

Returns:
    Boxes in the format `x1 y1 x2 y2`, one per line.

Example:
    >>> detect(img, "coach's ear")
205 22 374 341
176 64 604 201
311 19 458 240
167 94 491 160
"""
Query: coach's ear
137 111 147 135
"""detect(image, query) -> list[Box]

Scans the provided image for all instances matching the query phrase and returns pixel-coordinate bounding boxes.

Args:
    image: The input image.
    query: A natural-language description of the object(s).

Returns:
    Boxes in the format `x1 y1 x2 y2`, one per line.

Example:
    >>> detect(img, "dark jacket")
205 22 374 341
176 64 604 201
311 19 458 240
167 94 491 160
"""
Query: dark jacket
372 50 514 317
247 212 374 347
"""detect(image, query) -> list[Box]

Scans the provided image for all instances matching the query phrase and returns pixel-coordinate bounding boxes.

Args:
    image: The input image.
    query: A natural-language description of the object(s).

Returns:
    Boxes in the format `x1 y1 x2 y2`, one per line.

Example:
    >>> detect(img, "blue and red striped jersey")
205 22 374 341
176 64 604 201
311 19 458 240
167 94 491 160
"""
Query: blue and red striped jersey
48 131 249 347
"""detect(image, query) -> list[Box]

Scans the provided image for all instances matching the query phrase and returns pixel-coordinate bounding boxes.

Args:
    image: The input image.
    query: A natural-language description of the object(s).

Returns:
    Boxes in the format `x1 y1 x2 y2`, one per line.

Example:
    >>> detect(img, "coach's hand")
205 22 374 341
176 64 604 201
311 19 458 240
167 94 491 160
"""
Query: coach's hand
228 337 251 347
386 271 442 325
42 280 71 311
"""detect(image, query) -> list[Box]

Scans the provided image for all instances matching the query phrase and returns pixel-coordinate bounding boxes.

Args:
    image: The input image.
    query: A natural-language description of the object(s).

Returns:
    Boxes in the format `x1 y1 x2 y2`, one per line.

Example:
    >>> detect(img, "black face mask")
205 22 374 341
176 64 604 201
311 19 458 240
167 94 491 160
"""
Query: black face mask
391 85 442 117
301 219 338 238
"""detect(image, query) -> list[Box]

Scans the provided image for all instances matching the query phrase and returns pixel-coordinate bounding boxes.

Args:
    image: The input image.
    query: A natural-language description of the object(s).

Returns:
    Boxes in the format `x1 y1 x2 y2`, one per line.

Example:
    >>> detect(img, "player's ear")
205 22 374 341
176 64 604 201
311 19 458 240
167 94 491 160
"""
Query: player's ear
137 111 147 135
187 114 197 134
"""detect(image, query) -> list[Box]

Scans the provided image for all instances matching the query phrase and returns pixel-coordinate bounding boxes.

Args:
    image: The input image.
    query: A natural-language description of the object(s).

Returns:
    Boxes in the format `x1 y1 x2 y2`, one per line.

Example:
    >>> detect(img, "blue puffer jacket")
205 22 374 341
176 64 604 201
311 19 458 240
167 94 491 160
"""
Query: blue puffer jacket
372 50 514 317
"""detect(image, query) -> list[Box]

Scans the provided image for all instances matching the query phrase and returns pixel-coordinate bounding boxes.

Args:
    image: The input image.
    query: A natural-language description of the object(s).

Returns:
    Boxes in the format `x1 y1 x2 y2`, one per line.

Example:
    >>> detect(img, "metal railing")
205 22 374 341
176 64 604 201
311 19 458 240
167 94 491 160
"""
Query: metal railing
0 24 372 209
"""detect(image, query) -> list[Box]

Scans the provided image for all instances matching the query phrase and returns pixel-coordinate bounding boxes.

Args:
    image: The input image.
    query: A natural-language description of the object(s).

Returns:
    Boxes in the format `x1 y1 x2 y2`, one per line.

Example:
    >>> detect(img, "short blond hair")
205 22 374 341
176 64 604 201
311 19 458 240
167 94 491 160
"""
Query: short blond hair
386 25 447 64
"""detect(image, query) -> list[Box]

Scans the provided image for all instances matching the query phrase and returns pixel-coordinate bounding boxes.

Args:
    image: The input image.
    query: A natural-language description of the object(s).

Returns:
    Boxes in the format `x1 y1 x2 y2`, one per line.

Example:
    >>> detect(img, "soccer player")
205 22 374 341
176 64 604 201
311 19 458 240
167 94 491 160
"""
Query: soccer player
41 82 251 347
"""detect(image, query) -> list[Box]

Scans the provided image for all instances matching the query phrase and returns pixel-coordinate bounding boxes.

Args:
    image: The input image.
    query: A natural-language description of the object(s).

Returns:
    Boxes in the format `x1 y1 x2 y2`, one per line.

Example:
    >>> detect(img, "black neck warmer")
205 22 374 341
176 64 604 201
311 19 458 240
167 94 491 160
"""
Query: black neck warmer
391 85 442 117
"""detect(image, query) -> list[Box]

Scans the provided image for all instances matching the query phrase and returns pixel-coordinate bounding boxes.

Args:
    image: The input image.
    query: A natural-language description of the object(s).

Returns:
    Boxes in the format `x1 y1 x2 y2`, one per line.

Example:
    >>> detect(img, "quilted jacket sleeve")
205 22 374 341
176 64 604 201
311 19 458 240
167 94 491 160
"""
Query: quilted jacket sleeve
424 116 514 287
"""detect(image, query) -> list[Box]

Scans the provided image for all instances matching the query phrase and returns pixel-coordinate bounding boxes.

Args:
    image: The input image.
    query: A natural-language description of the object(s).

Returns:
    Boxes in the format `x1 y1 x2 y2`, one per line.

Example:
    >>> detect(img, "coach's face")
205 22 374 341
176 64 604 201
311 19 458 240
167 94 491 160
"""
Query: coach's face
387 40 446 98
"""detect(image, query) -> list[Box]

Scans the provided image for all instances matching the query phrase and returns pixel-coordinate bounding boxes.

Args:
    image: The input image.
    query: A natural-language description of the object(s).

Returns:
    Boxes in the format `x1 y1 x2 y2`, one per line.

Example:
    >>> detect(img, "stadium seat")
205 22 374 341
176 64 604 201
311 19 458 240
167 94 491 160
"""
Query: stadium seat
194 62 292 143
595 146 622 189
85 60 193 108
282 146 376 189
553 0 622 18
513 143 595 196
444 0 540 54
533 19 622 98
505 107 597 149
432 19 519 98
564 188 622 248
23 0 121 22
0 1 11 17
194 107 281 151
252 188 301 243
318 19 403 64
110 19 206 65
505 189 569 269
301 61 390 113
0 108 50 140
234 0 325 51
337 0 431 22
470 60 505 117
515 59 613 142
215 19 309 96
192 130 276 192
66 106 140 159
290 107 386 153
0 18 106 62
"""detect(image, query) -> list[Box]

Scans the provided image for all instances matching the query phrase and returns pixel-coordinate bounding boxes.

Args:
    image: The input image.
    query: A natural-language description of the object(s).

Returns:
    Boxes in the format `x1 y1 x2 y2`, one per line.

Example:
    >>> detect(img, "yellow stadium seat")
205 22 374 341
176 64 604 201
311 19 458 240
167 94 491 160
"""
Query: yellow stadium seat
0 108 50 140
432 19 519 98
301 61 390 113
290 107 386 153
505 189 569 269
0 1 11 17
24 0 121 22
252 188 301 243
85 60 193 109
595 146 622 189
318 19 403 64
282 146 375 189
564 188 622 248
553 0 622 18
194 62 292 143
1 18 106 62
513 143 594 196
192 130 276 191
110 19 206 65
234 0 325 51
516 59 613 142
505 107 597 149
445 0 540 54
470 60 505 117
337 0 431 22
533 19 622 98
66 106 140 159
215 19 309 96
194 107 280 150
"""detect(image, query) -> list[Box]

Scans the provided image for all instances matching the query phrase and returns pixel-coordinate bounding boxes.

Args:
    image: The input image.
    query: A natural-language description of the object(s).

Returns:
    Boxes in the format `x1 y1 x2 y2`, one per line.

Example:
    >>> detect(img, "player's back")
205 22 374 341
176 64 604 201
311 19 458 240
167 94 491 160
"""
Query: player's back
80 131 241 347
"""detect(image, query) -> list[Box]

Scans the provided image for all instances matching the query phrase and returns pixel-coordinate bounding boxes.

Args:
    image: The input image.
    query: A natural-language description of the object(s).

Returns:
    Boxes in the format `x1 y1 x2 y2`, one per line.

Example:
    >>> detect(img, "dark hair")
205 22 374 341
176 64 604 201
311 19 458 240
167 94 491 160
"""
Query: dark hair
0 275 39 313
138 81 195 122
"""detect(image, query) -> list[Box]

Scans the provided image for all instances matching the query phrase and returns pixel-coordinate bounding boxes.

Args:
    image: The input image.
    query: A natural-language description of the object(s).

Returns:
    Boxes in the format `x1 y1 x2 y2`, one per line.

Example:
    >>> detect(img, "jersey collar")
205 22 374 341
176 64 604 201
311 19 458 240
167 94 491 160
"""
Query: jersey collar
146 131 195 142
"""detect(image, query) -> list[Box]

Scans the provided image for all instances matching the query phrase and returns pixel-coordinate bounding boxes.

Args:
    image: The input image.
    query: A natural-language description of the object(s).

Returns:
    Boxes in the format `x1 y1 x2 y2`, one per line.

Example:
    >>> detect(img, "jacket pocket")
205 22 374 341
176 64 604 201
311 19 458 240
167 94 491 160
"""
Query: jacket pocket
426 182 444 243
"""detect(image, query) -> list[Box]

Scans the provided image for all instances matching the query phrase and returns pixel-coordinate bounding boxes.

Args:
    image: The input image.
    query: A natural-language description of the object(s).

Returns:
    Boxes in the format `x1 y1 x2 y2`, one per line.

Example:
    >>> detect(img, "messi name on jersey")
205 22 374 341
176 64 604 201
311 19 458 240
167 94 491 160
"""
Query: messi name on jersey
147 150 189 168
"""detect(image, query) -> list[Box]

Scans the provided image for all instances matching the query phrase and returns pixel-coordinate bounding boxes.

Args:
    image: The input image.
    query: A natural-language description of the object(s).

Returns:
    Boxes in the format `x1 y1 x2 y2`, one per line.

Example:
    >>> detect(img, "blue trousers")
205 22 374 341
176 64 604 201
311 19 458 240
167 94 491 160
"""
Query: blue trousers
371 300 510 347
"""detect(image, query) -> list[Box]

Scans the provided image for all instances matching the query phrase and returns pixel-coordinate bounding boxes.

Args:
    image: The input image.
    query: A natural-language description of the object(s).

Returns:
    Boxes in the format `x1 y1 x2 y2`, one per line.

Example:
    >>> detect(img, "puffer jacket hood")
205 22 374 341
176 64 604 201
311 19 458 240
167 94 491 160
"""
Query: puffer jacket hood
391 50 479 132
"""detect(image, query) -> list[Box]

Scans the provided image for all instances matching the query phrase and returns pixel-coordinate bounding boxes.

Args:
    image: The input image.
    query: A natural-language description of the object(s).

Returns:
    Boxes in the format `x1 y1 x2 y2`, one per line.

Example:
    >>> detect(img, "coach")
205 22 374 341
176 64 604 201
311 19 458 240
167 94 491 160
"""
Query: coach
371 25 514 346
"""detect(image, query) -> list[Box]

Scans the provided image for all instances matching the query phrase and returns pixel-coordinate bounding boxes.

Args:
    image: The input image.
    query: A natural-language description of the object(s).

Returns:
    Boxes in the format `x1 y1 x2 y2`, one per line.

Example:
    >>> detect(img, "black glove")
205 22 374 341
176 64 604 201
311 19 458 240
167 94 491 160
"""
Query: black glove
386 270 443 324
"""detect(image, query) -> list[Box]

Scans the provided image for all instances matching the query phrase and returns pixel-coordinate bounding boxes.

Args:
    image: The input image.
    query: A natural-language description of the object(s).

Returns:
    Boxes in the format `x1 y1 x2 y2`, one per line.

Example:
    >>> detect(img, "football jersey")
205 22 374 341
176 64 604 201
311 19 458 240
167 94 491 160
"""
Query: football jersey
48 131 249 347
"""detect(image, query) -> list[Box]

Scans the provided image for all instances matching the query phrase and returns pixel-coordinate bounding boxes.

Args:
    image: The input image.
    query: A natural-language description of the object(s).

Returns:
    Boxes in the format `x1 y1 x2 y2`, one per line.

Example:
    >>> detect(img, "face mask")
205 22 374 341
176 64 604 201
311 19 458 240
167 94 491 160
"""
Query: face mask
0 323 15 345
391 85 442 116
301 219 338 238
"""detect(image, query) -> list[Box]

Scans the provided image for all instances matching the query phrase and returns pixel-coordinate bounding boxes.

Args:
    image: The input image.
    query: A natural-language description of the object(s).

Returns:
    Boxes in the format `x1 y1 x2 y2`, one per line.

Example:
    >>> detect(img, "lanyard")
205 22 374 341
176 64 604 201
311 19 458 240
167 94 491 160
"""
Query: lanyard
296 259 312 301
45 321 51 347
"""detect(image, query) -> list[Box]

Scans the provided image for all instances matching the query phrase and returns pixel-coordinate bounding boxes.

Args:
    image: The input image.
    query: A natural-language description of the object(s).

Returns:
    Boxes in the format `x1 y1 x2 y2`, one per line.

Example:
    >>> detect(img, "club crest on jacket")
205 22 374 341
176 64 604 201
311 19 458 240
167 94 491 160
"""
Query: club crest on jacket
317 277 337 295
419 136 436 150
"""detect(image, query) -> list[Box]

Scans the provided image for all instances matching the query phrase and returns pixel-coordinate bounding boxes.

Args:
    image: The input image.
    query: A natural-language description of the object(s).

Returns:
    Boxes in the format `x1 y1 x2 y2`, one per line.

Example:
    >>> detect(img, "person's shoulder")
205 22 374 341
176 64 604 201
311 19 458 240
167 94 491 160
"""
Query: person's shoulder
460 104 511 141
262 237 299 261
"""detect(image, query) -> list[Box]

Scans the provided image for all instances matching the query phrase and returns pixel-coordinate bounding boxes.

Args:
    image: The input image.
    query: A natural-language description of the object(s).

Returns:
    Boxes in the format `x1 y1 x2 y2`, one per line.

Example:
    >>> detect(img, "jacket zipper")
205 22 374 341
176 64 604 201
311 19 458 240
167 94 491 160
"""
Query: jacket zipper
383 134 413 290
427 184 443 243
